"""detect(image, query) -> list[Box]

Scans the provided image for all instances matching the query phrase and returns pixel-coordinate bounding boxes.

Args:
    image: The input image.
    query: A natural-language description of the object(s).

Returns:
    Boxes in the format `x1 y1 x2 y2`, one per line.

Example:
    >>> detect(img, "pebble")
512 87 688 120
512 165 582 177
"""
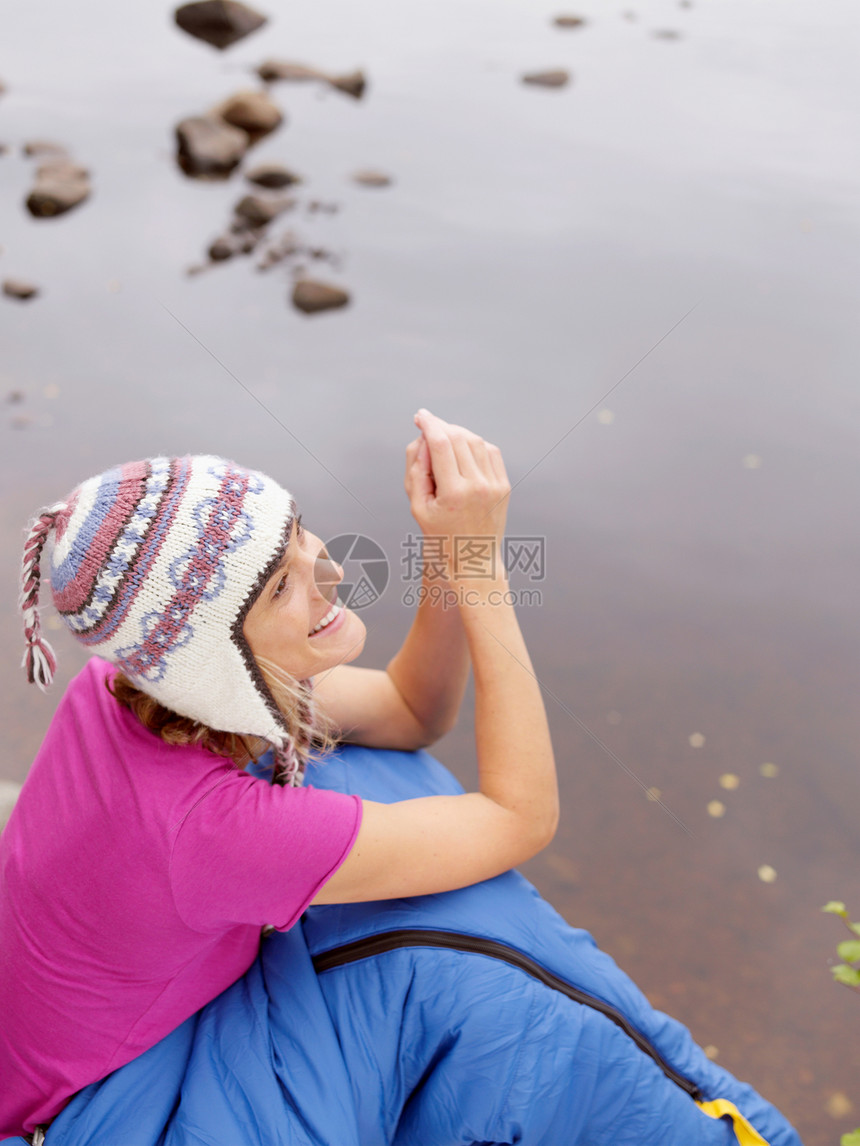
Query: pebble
22 140 68 159
27 159 91 218
215 89 284 140
245 162 302 189
521 69 571 89
3 278 40 300
176 114 248 178
553 14 587 28
352 169 393 188
173 0 267 50
233 193 294 228
257 59 329 83
329 70 366 99
292 279 350 314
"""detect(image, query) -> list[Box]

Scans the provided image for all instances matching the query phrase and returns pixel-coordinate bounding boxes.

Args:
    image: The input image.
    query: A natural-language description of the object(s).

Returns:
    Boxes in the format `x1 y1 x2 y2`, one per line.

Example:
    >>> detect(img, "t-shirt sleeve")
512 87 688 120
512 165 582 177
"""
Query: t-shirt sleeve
169 771 362 932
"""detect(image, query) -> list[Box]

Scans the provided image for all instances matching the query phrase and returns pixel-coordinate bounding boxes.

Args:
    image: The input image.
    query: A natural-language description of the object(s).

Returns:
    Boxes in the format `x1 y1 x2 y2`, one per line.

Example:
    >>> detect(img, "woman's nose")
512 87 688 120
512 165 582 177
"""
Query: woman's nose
314 549 343 598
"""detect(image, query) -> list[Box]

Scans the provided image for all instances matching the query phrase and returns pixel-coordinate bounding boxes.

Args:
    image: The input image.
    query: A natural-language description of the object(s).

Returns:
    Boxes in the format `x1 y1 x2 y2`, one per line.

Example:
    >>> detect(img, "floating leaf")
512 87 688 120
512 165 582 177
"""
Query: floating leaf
822 901 848 917
840 1130 860 1146
757 865 777 883
707 800 726 818
831 964 860 987
836 940 860 964
719 773 740 790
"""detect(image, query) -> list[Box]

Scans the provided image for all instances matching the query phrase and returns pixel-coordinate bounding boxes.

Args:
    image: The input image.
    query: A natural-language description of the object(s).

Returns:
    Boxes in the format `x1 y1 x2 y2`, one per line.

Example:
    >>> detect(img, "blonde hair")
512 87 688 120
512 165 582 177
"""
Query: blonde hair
107 659 337 781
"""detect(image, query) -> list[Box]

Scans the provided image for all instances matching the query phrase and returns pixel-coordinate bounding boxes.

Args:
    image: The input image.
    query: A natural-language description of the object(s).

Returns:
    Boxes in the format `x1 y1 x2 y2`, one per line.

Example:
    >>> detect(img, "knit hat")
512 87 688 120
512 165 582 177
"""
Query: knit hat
20 455 310 785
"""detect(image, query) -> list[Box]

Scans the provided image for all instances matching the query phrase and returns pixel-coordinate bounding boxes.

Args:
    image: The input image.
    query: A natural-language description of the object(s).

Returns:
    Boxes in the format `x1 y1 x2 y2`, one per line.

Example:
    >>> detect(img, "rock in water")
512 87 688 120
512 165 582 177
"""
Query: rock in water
521 69 571 88
245 162 302 188
256 59 329 83
233 192 294 227
3 279 40 300
215 90 283 139
26 160 91 217
352 169 393 188
22 140 68 158
329 70 366 99
292 280 350 314
553 14 587 27
176 115 248 177
174 1 267 49
256 59 366 99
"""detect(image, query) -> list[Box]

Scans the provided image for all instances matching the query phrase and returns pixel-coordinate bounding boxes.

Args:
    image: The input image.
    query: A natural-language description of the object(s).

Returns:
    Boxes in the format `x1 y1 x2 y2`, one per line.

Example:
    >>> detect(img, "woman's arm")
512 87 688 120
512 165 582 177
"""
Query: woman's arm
311 410 559 903
311 604 469 751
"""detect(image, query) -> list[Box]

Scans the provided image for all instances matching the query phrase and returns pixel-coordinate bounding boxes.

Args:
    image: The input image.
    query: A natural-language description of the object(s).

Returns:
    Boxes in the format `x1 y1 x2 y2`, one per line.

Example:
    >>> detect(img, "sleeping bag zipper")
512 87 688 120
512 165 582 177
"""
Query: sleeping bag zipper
312 928 703 1101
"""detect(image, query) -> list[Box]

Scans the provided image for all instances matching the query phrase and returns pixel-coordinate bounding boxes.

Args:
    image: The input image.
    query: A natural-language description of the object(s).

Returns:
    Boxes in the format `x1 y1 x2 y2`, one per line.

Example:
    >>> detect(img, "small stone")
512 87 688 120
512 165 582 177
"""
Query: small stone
257 59 329 83
718 773 740 790
352 169 393 188
22 140 68 159
3 278 40 300
215 89 284 140
174 1 267 50
292 279 350 315
521 69 571 89
553 14 587 28
26 160 91 218
688 732 705 748
233 193 294 228
176 115 248 178
759 762 779 778
329 70 366 99
208 235 237 261
245 162 302 189
757 864 777 883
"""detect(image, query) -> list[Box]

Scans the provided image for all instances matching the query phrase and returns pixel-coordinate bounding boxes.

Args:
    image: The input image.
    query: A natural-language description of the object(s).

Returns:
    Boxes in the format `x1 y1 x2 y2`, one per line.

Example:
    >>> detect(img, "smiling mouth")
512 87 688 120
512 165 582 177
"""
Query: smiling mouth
308 598 344 635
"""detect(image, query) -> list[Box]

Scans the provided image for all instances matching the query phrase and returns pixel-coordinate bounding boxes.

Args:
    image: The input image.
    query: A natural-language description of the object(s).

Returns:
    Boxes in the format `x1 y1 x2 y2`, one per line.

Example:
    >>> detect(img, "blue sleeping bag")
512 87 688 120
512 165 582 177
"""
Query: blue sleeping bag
4 746 803 1146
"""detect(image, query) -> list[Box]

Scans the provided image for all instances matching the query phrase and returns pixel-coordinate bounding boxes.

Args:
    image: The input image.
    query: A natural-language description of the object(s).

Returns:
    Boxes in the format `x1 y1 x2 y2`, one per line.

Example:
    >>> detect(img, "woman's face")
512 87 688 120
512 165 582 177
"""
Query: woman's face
244 516 366 681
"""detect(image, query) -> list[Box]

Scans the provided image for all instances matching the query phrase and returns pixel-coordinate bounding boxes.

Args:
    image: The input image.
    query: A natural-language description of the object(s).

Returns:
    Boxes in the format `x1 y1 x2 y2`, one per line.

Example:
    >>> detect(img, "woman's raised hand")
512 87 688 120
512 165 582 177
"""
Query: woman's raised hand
405 409 511 574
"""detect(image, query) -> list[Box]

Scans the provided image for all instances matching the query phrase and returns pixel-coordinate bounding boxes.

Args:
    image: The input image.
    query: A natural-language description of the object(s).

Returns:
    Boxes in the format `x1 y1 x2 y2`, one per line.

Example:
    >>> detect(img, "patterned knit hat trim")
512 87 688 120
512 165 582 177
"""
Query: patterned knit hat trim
21 455 300 755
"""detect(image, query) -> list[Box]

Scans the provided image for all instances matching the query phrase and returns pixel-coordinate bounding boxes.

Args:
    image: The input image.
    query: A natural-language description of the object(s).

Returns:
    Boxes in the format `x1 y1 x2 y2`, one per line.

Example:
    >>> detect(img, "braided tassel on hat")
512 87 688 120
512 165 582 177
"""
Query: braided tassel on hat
20 506 65 691
272 683 314 788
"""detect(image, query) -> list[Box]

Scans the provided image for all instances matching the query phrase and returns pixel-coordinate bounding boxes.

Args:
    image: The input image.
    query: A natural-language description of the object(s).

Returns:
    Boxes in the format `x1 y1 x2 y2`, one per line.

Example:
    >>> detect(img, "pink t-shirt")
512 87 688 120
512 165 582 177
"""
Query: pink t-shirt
0 658 362 1137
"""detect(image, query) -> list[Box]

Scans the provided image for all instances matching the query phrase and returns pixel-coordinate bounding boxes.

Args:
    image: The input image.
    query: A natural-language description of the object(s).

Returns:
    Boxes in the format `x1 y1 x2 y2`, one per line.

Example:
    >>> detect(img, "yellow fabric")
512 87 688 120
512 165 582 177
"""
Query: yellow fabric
696 1098 771 1145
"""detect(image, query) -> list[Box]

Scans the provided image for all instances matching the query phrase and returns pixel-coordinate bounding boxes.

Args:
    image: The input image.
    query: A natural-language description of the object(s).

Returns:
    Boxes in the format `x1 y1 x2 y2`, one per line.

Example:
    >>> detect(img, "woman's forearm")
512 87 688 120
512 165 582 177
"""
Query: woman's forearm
385 572 471 743
457 573 559 848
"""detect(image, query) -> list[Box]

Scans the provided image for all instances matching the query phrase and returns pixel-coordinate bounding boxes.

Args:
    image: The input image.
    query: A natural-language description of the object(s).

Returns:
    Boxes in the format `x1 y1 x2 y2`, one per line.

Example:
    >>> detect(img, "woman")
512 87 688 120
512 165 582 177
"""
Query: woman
0 411 799 1144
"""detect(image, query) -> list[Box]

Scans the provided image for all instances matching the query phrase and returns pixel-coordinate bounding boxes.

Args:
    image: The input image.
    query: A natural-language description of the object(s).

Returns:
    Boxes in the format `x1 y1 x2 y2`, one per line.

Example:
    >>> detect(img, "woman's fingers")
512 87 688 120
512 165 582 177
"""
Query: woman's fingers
415 409 496 485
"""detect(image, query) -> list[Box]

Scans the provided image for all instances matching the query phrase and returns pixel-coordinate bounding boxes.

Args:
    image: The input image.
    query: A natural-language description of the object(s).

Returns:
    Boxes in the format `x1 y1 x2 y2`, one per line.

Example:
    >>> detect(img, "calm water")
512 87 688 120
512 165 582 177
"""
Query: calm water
2 1 859 1141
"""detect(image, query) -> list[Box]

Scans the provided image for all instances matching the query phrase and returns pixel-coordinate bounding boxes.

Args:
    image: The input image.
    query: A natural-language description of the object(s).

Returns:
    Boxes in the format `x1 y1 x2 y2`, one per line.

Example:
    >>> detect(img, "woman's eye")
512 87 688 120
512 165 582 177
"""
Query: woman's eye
273 574 289 599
